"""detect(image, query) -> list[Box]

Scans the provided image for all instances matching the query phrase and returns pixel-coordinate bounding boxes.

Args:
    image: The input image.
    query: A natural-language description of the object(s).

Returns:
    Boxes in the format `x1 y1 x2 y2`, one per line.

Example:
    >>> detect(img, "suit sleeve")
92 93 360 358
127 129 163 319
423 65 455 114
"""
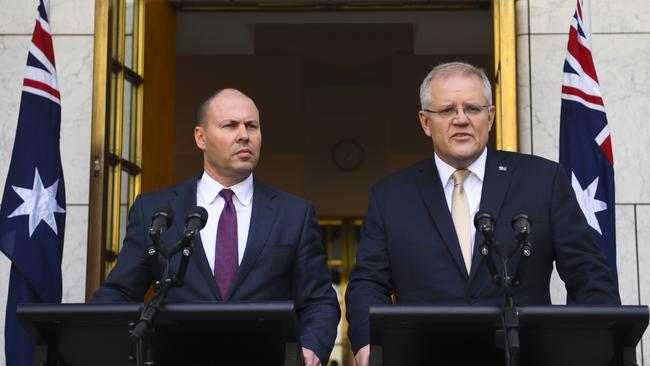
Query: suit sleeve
345 187 394 353
92 195 153 302
292 203 341 363
550 165 620 304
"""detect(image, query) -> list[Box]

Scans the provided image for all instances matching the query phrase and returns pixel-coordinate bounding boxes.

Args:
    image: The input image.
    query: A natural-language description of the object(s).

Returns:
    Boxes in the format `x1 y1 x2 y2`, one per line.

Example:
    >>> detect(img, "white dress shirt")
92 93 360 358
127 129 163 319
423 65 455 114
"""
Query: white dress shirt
434 147 487 250
196 172 254 272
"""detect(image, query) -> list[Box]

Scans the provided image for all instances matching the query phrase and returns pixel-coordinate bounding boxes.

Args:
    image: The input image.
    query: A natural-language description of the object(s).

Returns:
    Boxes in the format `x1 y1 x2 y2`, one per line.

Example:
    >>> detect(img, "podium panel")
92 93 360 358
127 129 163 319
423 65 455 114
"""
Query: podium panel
18 302 301 366
370 305 648 366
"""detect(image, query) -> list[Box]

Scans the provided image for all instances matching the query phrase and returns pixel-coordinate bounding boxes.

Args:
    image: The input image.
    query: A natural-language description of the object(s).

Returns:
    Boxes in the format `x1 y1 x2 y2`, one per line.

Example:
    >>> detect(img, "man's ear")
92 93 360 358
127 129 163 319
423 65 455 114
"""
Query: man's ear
194 126 206 151
487 105 496 131
418 111 432 137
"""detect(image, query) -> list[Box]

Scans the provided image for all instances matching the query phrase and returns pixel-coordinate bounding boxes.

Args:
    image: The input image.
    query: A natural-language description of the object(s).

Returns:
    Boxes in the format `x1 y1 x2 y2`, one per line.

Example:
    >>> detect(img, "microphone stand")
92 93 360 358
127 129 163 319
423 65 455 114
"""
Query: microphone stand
130 232 197 366
478 234 534 366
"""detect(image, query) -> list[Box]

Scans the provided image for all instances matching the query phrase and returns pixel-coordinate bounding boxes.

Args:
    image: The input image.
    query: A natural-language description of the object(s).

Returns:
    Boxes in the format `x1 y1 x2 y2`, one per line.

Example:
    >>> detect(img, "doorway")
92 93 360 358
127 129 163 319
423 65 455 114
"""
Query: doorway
87 4 515 363
172 7 494 365
173 8 494 213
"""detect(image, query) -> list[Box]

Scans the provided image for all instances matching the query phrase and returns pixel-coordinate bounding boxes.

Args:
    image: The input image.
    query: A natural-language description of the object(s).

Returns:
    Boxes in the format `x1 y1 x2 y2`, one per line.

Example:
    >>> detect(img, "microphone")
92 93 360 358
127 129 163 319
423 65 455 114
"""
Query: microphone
474 211 496 245
149 208 174 241
474 211 498 258
474 211 501 284
147 208 173 281
183 206 209 239
511 213 533 286
511 213 532 244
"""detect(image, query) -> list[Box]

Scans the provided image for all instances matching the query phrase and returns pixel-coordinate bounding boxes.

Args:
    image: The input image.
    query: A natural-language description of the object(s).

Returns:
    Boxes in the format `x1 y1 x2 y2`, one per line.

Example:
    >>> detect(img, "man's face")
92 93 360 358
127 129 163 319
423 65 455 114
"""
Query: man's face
418 73 495 169
194 91 261 186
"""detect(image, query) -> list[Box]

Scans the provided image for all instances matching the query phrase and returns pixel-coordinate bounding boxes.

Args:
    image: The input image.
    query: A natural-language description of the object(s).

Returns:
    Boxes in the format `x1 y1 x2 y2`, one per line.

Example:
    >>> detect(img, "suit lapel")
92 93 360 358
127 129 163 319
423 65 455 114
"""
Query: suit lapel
416 158 469 278
169 174 221 300
225 178 278 300
468 149 513 284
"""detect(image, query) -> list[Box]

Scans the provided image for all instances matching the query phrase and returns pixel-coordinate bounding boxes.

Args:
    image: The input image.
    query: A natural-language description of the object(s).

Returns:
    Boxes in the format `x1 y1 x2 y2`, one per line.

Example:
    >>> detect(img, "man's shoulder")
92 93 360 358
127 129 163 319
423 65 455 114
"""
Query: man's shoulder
253 178 312 208
136 177 196 202
493 149 561 172
371 158 431 191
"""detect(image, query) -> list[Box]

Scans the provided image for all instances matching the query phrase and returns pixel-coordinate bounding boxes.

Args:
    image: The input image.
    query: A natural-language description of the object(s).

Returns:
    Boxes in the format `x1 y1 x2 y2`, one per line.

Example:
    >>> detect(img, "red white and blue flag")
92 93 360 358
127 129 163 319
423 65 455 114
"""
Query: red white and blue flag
559 0 617 281
0 1 65 365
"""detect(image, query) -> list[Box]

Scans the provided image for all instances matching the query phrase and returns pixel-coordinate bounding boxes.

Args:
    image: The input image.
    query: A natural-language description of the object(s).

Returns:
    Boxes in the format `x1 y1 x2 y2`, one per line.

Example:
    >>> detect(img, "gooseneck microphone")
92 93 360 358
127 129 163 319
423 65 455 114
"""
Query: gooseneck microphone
184 206 209 239
474 211 501 286
133 206 209 365
510 213 531 257
148 208 174 240
511 213 531 244
147 208 174 279
474 211 496 248
512 213 533 287
470 211 534 366
173 206 209 286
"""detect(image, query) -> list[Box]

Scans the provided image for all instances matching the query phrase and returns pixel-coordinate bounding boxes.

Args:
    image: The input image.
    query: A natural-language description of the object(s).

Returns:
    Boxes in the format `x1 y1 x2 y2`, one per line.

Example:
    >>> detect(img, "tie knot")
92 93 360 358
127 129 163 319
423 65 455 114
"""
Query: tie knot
219 189 235 203
452 169 470 186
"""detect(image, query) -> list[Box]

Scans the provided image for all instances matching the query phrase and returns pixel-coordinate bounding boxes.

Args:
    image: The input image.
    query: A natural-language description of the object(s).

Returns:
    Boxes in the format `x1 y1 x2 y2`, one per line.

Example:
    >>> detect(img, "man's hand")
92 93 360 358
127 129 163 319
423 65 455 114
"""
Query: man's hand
354 344 370 366
302 347 321 366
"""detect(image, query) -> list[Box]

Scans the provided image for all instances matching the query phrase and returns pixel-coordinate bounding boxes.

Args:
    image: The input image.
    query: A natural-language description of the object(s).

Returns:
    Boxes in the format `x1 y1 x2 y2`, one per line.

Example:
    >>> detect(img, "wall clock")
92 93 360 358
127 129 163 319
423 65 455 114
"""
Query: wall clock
331 139 365 171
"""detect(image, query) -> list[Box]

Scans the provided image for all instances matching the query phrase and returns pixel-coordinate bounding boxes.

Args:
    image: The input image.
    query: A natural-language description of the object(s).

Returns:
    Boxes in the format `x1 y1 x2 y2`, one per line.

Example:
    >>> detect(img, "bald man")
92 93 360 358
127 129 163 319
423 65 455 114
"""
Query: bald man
94 89 340 365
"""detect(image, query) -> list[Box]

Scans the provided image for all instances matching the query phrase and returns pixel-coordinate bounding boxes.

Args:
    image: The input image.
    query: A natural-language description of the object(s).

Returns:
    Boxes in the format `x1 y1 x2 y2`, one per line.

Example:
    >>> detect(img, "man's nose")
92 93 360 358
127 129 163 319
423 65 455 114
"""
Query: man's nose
453 108 470 123
237 123 249 140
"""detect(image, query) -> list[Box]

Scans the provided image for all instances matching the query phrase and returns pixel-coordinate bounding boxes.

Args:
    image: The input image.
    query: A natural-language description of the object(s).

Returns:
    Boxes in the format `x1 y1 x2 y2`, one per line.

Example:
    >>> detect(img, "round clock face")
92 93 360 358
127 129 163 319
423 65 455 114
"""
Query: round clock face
331 139 365 171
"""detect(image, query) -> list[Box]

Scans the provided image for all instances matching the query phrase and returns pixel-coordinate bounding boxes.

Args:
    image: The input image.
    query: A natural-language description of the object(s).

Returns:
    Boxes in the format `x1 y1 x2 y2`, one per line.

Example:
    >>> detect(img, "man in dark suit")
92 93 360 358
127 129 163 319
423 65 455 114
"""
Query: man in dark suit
345 62 620 365
93 88 340 366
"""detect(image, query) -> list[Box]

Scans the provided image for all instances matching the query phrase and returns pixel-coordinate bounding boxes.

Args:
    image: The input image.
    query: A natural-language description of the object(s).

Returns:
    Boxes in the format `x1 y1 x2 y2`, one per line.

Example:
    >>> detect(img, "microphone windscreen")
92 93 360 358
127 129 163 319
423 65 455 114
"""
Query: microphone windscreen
474 211 495 231
186 206 208 230
152 208 174 228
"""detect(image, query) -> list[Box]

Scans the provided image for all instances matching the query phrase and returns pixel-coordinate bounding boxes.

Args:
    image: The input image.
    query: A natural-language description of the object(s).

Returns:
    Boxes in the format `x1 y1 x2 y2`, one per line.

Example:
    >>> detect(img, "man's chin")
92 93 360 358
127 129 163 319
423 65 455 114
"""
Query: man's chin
449 150 482 168
231 162 256 176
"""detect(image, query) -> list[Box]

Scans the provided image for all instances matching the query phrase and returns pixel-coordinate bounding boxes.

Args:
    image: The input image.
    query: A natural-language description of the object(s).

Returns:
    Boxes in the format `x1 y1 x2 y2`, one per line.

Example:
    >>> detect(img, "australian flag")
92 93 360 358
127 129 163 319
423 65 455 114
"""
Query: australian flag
559 0 617 282
0 1 66 365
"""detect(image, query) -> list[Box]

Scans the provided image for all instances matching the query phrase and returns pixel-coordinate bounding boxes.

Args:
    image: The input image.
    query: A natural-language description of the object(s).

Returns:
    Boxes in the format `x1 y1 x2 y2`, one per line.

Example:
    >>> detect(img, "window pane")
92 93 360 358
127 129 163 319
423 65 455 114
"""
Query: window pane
124 0 134 69
118 203 128 252
108 68 120 154
106 166 117 246
105 164 120 273
121 79 132 161
109 0 120 59
125 0 134 35
120 169 130 205
124 35 133 70
118 171 130 251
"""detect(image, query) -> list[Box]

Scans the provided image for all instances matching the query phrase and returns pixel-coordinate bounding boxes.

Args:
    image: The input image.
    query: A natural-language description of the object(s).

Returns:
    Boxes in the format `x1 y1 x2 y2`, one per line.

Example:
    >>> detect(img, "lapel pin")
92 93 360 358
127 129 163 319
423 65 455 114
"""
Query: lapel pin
498 166 508 172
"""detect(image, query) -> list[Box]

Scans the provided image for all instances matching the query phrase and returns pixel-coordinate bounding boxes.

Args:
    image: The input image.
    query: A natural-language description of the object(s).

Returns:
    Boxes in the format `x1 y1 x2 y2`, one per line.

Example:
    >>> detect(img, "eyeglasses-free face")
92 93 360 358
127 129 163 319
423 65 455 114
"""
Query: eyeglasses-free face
418 73 495 169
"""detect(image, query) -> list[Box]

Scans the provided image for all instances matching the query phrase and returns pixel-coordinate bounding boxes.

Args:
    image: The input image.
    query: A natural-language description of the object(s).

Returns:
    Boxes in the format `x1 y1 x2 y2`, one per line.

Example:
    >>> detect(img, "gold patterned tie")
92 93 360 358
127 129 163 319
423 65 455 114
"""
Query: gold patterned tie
452 169 472 274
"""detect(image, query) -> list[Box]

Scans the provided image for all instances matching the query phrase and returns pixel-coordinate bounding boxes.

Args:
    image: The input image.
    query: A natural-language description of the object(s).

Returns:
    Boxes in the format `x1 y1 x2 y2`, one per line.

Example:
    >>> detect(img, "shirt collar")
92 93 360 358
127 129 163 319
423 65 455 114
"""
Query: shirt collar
434 147 487 186
197 172 254 207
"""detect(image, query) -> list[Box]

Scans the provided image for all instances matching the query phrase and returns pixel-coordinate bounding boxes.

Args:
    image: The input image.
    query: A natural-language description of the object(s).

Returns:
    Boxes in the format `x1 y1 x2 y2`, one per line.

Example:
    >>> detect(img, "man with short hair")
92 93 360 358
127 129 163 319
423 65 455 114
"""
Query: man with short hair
345 62 620 366
94 88 340 366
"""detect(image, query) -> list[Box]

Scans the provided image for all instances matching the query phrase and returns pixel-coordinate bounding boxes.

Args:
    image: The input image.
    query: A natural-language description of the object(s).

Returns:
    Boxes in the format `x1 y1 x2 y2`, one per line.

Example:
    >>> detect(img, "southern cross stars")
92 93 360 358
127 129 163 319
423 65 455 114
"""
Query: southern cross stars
7 167 65 237
571 172 607 235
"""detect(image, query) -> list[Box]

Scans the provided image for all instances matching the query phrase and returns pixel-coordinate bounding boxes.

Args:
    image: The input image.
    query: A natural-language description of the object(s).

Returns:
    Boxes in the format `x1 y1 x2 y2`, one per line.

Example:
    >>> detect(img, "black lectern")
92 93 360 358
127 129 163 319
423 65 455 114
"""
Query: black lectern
370 305 648 366
17 302 302 366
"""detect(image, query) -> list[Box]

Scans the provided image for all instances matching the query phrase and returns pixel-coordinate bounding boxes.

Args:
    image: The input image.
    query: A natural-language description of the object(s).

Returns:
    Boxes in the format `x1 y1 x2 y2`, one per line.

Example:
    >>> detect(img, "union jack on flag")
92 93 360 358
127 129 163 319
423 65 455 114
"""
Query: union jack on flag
0 1 65 365
559 0 617 281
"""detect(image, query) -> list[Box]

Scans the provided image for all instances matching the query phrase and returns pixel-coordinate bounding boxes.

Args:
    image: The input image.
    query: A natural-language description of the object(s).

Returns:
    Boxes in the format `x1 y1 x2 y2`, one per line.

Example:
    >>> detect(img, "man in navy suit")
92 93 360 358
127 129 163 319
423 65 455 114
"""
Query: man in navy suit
345 62 620 365
93 88 340 365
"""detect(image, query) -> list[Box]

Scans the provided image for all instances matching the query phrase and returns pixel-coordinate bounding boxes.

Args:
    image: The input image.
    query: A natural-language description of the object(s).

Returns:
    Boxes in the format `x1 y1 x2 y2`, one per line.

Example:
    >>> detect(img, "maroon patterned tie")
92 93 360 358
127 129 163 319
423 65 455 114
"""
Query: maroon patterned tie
214 189 238 298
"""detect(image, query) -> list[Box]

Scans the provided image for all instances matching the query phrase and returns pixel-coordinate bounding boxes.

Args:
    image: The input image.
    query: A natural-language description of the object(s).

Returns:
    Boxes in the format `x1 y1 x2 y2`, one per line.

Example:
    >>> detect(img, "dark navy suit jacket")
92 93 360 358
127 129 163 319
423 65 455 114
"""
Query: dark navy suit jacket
345 149 620 352
93 175 340 362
